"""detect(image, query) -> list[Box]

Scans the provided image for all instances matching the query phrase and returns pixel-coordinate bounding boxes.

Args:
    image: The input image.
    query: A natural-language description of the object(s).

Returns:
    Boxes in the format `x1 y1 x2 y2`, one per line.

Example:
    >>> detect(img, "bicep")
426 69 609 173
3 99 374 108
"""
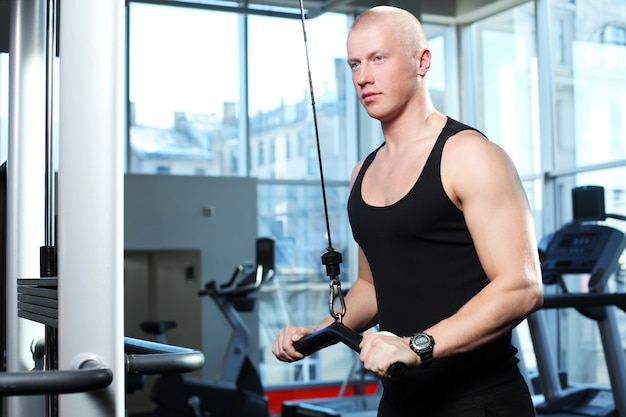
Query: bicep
445 137 540 286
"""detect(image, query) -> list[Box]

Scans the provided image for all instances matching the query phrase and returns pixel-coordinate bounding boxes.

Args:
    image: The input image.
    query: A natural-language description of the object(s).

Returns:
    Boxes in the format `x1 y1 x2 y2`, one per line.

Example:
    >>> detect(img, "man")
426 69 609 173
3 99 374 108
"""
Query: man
273 6 543 416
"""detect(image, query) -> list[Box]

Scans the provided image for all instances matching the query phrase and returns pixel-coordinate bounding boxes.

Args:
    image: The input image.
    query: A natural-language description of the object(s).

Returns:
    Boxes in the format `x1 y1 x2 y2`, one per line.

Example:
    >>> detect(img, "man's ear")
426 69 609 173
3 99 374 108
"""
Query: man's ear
418 48 431 76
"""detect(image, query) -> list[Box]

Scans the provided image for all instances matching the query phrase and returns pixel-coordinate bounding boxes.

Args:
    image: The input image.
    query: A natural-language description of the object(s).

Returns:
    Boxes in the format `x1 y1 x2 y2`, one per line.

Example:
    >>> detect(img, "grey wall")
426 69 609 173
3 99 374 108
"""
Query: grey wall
124 174 258 380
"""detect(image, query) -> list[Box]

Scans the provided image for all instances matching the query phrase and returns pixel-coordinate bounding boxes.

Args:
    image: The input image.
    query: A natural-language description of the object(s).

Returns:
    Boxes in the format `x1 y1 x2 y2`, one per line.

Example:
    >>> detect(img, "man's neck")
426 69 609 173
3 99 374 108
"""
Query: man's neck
381 102 443 147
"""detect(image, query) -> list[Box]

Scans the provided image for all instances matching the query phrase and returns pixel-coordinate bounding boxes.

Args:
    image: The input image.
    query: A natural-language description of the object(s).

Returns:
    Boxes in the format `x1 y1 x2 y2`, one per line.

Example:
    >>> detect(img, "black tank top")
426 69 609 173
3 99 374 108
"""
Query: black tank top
347 117 521 410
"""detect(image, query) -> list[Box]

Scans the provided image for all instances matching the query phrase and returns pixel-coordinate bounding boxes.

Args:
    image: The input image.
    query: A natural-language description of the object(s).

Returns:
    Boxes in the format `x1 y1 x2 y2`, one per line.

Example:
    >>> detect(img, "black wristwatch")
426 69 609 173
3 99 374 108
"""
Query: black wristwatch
409 332 435 369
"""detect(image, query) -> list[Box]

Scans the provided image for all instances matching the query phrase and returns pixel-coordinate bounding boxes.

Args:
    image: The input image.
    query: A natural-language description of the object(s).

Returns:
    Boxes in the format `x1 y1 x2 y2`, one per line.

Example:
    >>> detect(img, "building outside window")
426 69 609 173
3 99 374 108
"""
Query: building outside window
128 4 239 176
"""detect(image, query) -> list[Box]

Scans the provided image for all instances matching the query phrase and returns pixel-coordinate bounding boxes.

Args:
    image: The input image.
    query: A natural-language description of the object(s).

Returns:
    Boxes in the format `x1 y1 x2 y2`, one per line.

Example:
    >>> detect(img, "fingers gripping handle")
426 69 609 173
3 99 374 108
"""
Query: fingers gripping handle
293 322 406 377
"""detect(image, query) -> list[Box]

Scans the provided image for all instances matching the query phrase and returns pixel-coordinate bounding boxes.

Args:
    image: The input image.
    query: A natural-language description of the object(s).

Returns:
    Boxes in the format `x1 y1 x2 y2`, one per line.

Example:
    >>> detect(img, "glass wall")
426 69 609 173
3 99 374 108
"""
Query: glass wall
467 0 542 375
471 3 539 168
248 13 351 181
551 0 626 173
468 0 626 393
547 0 626 389
127 3 359 384
467 1 541 211
128 3 241 176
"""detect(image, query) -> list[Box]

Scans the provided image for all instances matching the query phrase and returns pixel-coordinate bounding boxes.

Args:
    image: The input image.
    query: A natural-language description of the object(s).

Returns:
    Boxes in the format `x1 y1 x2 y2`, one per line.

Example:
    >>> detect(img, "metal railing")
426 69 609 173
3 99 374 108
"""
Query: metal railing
0 338 205 396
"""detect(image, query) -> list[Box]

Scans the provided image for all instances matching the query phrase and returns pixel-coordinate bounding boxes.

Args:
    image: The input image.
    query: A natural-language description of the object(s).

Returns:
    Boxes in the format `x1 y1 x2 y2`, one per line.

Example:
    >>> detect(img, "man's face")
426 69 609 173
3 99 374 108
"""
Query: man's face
347 20 420 122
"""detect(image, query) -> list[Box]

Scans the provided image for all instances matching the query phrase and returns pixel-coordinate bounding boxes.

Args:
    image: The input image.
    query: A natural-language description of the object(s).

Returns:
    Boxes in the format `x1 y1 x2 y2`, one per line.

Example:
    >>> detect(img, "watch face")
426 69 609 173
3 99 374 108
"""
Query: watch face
413 334 431 350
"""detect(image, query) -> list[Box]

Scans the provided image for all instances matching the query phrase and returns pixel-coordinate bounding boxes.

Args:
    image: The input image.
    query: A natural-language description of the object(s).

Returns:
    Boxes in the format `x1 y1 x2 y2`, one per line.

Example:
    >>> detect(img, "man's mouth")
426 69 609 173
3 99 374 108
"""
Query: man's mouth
362 92 378 102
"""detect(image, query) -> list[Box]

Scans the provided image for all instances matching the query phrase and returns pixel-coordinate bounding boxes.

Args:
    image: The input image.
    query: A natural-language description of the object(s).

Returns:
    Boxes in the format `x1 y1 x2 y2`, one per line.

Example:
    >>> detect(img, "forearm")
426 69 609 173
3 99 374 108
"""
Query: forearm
427 276 543 358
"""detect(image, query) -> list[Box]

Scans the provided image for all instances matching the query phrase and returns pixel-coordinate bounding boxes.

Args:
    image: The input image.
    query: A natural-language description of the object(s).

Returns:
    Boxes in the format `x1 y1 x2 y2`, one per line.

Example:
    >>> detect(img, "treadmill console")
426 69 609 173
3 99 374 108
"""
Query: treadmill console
541 224 625 276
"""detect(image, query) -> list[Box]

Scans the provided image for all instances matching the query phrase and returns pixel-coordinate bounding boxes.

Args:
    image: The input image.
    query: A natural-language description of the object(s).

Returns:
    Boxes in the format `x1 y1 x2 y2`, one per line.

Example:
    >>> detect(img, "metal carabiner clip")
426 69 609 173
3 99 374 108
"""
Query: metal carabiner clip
328 277 347 323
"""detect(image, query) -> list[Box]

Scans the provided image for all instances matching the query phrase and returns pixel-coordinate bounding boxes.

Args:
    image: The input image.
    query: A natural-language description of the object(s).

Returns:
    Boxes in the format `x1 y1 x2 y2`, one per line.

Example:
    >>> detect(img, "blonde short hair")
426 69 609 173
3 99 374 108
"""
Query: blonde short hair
351 6 428 57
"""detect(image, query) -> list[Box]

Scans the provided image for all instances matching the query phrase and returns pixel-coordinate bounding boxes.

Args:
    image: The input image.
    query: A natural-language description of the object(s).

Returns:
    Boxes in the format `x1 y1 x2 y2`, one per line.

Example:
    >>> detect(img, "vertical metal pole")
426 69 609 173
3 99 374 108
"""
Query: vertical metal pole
43 0 55 251
57 0 125 416
598 308 626 416
526 312 564 403
43 1 58 416
7 0 47 415
535 0 558 233
237 12 249 177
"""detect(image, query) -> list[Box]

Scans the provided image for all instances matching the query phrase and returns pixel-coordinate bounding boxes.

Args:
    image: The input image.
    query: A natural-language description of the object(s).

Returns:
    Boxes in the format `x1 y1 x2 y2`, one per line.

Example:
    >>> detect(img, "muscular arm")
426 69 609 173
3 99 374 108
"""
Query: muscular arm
429 130 544 357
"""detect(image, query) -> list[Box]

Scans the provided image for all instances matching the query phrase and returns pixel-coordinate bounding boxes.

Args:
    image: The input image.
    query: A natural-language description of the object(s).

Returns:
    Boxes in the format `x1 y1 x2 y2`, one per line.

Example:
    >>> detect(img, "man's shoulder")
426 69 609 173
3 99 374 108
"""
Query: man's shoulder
443 125 508 168
443 116 485 139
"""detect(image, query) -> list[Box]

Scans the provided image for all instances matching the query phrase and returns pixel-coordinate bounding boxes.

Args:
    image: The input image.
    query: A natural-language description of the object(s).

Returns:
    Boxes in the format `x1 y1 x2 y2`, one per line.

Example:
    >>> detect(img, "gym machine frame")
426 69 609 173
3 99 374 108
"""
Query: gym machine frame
2 1 204 415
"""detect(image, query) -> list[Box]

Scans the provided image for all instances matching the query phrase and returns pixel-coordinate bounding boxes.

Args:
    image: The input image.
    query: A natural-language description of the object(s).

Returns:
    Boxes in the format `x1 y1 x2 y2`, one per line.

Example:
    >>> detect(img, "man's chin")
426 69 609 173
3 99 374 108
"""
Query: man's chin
366 111 389 123
364 108 385 121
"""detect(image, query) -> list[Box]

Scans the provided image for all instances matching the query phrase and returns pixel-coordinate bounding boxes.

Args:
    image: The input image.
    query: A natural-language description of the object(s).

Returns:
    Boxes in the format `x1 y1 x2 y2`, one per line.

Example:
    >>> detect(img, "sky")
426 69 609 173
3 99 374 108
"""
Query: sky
129 4 349 127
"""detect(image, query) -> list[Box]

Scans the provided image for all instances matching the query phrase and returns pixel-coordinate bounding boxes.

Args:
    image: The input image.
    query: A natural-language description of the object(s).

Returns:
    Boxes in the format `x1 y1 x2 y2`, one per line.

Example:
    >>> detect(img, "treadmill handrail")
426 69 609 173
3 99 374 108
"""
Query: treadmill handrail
0 359 113 396
125 337 205 375
542 292 626 312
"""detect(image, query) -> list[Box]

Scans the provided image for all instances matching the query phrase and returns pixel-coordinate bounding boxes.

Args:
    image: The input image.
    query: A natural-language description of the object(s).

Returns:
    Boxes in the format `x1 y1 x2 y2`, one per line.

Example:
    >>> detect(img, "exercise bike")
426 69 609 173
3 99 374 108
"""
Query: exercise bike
143 238 274 417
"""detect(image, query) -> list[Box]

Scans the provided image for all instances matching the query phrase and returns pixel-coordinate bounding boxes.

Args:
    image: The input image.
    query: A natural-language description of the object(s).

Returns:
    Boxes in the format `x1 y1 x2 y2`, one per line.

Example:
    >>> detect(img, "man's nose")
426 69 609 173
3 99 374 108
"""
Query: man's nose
355 66 372 86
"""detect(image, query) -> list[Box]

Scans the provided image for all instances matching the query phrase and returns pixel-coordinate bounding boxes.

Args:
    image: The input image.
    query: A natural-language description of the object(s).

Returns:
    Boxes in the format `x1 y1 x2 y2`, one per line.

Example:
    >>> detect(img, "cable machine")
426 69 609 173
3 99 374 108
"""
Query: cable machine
3 2 205 416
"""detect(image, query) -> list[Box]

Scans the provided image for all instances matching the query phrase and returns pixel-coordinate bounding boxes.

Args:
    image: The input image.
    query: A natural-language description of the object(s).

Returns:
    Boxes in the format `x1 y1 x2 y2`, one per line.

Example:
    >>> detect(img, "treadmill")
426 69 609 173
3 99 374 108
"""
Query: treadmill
530 186 626 417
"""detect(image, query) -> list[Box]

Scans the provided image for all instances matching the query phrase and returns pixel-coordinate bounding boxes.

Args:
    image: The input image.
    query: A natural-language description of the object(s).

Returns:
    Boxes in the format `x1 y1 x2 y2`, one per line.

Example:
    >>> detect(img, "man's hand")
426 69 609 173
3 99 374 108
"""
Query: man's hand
360 331 418 377
272 325 315 362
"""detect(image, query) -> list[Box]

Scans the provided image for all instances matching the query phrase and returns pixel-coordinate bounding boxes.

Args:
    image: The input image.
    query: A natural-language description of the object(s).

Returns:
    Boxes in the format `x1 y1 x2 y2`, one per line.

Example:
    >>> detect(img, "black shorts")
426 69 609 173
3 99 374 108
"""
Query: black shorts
378 375 535 417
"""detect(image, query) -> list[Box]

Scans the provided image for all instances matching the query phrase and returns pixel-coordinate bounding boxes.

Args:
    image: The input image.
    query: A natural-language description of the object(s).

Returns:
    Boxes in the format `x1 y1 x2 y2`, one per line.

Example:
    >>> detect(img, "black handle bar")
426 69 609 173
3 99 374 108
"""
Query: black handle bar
293 322 406 377
0 359 113 396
